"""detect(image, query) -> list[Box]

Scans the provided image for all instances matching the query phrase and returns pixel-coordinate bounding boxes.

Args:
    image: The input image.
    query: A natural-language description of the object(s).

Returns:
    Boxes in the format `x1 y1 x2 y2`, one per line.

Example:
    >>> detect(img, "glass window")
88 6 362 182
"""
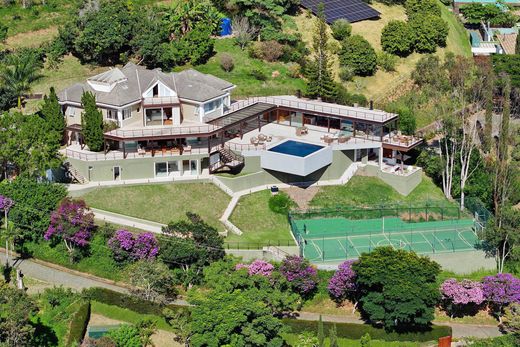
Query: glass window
66 106 76 117
168 161 179 174
107 109 118 120
204 99 221 113
146 109 163 126
190 160 198 175
155 162 168 177
122 108 132 120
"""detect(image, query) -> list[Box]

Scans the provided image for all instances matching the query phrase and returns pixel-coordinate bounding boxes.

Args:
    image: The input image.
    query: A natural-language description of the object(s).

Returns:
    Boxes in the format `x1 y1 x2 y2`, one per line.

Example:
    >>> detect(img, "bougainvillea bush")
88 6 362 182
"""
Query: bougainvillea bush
482 273 520 316
0 195 14 212
108 229 159 263
280 255 318 296
44 198 95 261
236 259 274 277
328 260 357 303
440 279 484 317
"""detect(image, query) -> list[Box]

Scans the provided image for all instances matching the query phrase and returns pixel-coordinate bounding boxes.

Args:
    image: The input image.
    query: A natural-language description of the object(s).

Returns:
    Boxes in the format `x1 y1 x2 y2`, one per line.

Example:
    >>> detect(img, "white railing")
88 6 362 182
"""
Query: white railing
105 124 221 139
222 96 397 123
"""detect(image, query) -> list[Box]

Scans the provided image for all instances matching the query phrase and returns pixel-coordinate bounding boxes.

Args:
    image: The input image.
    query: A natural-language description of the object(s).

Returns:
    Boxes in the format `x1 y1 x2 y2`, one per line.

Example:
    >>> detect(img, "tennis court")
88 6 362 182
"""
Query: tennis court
291 216 482 262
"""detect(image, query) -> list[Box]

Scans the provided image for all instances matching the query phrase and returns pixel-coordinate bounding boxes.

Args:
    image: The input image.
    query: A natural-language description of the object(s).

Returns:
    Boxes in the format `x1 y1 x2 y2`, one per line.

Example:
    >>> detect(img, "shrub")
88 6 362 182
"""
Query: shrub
219 53 234 72
377 52 398 72
409 15 448 53
339 66 355 82
249 41 284 62
331 19 352 41
440 279 485 318
287 62 301 78
65 300 91 347
482 273 520 316
236 259 275 277
339 35 377 76
250 68 267 81
381 20 413 57
268 192 293 214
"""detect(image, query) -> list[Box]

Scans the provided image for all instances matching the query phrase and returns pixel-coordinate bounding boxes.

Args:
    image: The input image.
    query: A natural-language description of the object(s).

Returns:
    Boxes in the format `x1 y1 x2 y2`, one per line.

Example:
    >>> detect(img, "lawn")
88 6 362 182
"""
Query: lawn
193 38 307 98
227 190 294 246
81 182 230 231
294 2 471 101
310 175 449 208
283 334 422 347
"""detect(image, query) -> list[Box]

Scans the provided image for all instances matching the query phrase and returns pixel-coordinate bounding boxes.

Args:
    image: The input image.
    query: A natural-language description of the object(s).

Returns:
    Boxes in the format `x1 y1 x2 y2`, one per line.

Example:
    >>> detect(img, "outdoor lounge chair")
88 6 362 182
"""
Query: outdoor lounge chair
258 134 267 142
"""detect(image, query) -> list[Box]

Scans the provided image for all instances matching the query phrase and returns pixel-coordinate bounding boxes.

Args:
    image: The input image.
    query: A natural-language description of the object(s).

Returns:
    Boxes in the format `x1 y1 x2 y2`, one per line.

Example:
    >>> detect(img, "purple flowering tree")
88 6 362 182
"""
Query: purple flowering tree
108 230 159 263
328 260 357 306
280 255 318 296
440 279 485 318
44 198 95 262
482 273 520 319
235 259 274 277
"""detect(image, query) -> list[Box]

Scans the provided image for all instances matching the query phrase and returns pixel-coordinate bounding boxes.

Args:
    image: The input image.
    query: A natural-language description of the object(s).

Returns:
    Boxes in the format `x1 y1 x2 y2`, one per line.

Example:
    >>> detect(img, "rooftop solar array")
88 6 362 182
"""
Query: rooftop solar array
301 0 380 23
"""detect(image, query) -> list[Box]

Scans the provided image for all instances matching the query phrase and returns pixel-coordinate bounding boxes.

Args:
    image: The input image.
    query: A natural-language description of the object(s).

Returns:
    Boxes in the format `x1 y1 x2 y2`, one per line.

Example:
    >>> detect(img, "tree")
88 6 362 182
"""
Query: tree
0 284 38 347
124 260 177 304
0 178 67 243
73 0 134 64
236 259 275 277
189 288 286 347
81 91 104 152
352 247 441 330
331 19 351 41
160 212 225 288
40 87 65 141
405 0 441 18
108 230 159 263
328 260 357 304
317 315 325 347
279 255 318 297
395 106 416 135
440 279 485 318
0 50 42 109
482 273 520 319
163 308 192 346
484 208 520 274
381 21 413 57
306 3 337 101
136 319 157 347
340 35 377 76
233 16 258 50
44 198 96 262
460 4 518 27
409 15 448 53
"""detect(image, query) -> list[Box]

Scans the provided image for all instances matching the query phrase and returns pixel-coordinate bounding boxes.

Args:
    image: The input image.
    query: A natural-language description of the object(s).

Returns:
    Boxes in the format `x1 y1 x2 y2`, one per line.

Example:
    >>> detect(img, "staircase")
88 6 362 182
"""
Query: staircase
63 162 88 184
210 147 245 174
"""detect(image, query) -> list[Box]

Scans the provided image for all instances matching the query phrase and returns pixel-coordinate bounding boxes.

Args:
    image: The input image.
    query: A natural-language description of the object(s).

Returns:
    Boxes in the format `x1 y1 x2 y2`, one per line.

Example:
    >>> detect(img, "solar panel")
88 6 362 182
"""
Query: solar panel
301 0 381 23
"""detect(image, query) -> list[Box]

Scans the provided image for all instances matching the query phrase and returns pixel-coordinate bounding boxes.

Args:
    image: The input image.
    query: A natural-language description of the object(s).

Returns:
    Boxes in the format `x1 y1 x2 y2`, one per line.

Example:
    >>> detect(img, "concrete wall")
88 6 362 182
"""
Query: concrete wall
218 150 355 193
357 164 422 196
68 153 208 182
122 105 143 128
180 103 199 123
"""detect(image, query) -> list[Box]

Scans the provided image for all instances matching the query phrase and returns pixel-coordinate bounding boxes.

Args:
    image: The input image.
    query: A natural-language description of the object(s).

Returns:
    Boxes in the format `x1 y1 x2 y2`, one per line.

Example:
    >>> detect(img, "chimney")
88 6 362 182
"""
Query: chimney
369 100 374 110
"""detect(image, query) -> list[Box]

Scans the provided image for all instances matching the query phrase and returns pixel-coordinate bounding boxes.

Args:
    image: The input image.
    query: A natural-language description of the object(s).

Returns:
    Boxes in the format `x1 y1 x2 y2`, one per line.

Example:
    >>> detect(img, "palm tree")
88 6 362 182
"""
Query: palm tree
0 51 42 110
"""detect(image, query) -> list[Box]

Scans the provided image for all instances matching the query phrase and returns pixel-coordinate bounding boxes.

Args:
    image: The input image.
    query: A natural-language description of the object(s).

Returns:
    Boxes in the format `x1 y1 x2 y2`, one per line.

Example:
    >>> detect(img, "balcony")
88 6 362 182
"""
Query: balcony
104 123 221 141
382 133 423 150
143 96 180 107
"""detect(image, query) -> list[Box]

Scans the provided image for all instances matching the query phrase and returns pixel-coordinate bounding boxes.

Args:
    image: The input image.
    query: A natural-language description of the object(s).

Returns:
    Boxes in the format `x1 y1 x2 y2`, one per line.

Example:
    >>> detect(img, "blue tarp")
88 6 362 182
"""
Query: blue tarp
220 18 232 36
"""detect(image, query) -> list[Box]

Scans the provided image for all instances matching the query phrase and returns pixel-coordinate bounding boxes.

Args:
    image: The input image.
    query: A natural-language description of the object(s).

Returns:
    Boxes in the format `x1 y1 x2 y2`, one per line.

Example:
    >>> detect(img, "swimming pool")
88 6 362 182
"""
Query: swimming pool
267 140 324 157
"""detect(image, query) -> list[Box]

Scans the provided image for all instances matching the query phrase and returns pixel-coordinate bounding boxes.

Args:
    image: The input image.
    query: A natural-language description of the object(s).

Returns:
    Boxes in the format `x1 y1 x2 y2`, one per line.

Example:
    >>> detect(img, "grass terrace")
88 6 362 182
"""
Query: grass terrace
81 183 230 231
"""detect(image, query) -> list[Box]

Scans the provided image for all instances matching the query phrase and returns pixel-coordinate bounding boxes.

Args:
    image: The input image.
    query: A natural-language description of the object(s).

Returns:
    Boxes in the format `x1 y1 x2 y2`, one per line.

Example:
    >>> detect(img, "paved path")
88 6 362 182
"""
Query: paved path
92 208 165 233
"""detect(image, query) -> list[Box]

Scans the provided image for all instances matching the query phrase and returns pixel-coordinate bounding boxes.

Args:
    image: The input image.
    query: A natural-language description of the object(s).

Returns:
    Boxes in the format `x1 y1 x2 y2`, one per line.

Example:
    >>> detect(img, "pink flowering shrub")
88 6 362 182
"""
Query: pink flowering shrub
108 229 159 263
44 198 95 261
235 260 274 277
0 195 14 212
440 278 484 317
328 260 357 303
482 273 520 317
280 255 318 296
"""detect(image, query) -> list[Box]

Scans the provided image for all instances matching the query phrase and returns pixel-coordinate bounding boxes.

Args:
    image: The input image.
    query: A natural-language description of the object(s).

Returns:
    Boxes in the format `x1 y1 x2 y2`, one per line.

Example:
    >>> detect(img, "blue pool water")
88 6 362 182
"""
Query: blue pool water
268 140 324 157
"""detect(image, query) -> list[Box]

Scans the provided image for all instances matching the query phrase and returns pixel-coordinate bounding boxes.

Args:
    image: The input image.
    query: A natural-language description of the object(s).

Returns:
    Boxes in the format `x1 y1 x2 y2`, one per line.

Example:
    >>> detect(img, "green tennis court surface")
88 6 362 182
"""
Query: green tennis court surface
291 217 481 262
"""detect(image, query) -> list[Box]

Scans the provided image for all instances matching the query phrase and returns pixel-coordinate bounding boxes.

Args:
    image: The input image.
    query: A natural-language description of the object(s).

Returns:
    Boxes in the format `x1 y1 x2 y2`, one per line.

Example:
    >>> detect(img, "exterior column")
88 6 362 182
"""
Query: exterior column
208 136 211 154
327 118 330 132
379 146 383 169
117 110 123 127
122 141 126 159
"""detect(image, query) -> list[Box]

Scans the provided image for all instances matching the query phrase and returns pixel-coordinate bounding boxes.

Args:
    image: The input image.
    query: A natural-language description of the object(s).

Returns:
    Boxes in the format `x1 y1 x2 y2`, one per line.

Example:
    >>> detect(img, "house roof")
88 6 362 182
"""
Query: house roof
58 63 235 107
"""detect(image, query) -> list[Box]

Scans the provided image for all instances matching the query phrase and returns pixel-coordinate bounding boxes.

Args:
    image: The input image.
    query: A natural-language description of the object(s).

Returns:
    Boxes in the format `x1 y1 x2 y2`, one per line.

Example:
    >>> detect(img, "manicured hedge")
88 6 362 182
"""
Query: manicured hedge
82 287 184 316
282 319 452 342
65 300 91 347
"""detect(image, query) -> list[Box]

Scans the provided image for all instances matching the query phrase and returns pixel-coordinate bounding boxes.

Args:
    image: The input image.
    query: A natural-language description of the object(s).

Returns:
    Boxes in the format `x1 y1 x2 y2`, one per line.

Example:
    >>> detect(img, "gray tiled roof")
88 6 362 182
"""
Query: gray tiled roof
58 63 234 107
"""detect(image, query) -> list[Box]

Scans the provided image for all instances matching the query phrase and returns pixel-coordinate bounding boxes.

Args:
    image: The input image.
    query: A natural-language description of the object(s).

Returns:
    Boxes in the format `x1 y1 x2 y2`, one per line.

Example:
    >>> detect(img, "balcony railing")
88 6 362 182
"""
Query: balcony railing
223 96 397 124
382 134 423 148
143 96 180 106
105 124 222 139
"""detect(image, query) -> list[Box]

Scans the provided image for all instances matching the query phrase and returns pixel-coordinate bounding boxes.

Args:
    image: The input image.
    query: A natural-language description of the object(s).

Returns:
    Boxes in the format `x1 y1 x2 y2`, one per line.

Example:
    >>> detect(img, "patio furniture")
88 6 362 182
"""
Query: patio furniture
250 137 259 146
266 135 272 142
171 147 180 155
270 186 279 195
323 136 333 145
161 147 167 155
296 126 308 136
183 145 192 153
258 134 267 142
137 148 146 156
338 136 348 144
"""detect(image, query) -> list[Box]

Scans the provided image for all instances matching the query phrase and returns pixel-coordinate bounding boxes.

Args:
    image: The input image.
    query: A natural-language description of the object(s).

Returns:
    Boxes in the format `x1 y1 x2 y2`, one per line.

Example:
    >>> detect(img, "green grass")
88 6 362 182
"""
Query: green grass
440 3 472 58
227 190 294 246
81 182 230 231
310 175 449 208
283 334 423 347
90 301 175 332
192 38 307 98
24 234 124 281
